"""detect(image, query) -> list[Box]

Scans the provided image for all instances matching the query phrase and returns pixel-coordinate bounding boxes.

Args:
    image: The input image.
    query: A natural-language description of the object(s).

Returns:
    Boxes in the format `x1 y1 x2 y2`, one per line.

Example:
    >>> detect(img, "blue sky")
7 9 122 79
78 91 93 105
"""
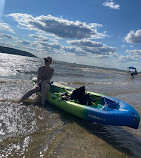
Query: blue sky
0 0 141 71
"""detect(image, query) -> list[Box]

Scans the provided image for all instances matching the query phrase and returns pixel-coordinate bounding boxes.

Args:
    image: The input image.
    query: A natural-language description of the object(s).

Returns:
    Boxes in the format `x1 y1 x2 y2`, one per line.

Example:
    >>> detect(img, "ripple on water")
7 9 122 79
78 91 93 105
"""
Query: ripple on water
0 102 37 142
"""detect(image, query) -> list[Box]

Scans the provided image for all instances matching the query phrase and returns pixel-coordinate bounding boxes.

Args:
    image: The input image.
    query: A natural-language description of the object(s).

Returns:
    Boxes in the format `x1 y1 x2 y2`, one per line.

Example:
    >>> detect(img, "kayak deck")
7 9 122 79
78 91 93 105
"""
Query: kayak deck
50 84 120 111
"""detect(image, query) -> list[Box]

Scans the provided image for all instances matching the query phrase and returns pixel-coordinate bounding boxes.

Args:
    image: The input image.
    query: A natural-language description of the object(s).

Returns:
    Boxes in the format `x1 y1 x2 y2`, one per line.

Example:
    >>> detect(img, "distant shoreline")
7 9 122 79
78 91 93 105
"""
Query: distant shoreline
0 45 37 58
0 45 140 74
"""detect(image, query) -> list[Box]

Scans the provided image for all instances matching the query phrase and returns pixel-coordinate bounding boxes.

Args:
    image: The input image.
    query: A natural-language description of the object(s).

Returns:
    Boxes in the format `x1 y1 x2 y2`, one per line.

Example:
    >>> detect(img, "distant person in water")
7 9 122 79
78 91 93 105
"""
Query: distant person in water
20 57 54 105
130 72 135 79
129 69 138 79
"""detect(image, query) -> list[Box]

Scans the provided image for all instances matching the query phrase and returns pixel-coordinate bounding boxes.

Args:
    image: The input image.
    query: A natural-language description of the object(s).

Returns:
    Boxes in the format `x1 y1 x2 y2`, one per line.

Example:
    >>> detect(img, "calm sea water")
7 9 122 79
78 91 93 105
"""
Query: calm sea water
0 53 141 158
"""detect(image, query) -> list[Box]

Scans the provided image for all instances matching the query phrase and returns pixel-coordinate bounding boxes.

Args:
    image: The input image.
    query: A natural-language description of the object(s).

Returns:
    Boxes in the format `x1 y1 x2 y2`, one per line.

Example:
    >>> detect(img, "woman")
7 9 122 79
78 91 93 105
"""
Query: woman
20 57 54 105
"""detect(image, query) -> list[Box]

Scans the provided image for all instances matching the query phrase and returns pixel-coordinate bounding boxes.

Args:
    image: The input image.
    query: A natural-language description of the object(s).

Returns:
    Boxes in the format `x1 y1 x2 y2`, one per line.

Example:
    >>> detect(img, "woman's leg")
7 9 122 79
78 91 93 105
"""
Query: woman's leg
20 87 40 102
41 82 50 105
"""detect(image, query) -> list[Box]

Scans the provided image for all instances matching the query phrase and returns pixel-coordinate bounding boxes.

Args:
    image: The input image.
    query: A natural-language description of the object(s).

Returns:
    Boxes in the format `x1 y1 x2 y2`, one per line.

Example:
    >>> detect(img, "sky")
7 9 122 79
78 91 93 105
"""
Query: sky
0 0 141 71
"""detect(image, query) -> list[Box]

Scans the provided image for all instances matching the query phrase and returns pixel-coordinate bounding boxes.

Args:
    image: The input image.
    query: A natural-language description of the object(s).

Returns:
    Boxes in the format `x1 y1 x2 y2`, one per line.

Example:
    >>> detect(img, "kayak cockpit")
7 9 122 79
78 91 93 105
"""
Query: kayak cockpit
50 85 120 111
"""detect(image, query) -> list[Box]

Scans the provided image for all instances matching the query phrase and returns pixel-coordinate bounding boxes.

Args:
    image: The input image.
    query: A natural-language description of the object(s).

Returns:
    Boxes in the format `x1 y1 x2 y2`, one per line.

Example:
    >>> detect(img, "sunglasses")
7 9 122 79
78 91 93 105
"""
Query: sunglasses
45 59 52 63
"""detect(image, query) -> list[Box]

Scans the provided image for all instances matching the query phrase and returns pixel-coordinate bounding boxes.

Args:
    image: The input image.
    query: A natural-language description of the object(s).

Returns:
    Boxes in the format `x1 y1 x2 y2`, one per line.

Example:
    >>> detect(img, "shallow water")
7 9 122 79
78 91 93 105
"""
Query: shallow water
0 53 141 158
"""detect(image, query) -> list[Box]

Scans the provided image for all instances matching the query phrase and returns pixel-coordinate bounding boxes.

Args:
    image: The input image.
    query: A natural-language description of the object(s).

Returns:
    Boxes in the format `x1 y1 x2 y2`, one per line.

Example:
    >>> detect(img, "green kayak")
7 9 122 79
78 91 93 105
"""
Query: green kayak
31 77 140 129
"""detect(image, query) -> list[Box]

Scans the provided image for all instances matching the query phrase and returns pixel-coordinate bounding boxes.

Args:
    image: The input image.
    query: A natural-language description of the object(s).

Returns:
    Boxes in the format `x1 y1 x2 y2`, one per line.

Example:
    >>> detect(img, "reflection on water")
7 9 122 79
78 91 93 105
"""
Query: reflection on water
0 53 141 158
0 102 37 141
1 99 141 158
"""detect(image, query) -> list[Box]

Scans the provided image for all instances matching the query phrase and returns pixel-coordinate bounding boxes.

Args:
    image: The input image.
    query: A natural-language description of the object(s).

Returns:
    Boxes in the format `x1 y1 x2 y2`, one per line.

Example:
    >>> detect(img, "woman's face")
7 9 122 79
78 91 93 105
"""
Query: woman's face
45 59 51 66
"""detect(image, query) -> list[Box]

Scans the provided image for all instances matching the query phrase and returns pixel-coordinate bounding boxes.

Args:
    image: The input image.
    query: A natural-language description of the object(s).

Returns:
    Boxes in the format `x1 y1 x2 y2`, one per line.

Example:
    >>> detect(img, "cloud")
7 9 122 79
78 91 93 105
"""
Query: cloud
67 39 103 47
126 49 141 56
31 41 62 53
0 34 17 39
28 34 49 42
0 22 14 33
18 39 31 45
8 13 106 39
124 30 141 44
121 45 126 48
103 0 120 10
32 40 87 55
38 41 62 49
67 39 117 57
63 46 87 56
118 55 140 63
118 49 141 63
82 46 116 55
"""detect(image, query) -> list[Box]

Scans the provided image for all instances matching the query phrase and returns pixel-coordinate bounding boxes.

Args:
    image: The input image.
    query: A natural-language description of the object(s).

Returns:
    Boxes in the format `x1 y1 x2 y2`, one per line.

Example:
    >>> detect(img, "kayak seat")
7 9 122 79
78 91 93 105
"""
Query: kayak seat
70 86 92 106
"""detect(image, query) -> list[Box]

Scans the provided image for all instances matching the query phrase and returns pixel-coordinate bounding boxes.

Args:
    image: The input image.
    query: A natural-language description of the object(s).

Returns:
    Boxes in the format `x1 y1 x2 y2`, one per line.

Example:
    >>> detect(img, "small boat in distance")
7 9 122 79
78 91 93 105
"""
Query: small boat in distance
128 67 138 79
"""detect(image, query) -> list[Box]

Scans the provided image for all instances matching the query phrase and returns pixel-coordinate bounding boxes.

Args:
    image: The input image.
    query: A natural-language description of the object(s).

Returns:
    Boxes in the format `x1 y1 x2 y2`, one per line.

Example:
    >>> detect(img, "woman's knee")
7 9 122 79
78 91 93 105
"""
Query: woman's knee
41 83 50 92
